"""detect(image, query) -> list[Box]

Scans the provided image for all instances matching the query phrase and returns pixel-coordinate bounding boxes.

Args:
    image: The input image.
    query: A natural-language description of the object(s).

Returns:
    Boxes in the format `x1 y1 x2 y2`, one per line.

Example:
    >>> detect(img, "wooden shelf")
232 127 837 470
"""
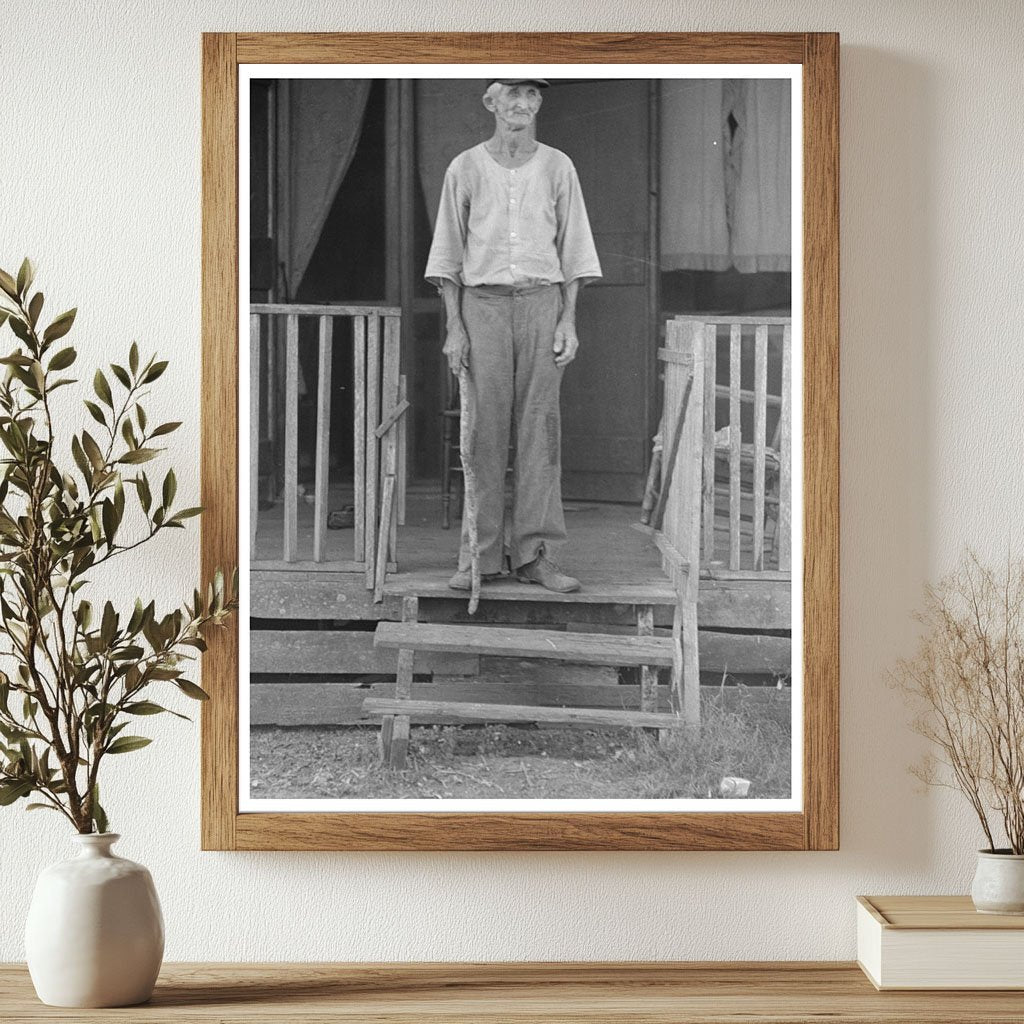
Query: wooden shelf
3 962 1024 1022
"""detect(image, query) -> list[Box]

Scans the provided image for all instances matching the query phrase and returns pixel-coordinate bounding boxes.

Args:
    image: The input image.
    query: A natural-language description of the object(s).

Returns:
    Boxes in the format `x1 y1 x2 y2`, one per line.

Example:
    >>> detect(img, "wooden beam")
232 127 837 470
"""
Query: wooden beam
728 323 741 570
386 595 419 768
251 571 400 621
374 398 410 439
363 698 684 730
249 313 261 562
383 574 677 606
698 578 791 631
374 622 677 667
779 322 793 571
353 316 366 561
637 605 657 713
251 302 402 317
374 475 395 604
250 629 478 676
364 315 380 587
252 559 371 573
675 313 794 326
702 323 717 563
283 313 299 561
250 679 788 728
312 315 333 562
753 324 768 570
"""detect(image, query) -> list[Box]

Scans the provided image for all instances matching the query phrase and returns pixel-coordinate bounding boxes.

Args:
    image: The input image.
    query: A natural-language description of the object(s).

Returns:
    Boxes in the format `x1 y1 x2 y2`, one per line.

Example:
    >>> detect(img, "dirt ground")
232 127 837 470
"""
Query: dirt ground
250 684 791 801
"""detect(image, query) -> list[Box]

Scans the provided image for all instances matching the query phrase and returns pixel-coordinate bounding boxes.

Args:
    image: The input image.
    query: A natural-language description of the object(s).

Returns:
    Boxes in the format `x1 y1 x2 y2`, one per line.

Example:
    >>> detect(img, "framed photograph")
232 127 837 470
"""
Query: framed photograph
201 32 838 851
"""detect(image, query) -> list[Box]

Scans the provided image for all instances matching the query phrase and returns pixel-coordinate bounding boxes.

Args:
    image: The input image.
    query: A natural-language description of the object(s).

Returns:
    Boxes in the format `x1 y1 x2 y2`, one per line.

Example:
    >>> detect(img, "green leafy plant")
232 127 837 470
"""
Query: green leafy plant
0 259 236 833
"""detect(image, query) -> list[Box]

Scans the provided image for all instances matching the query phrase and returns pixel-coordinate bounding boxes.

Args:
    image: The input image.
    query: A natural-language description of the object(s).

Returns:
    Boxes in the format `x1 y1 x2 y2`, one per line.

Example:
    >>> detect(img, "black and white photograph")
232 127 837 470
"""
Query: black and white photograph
240 66 801 811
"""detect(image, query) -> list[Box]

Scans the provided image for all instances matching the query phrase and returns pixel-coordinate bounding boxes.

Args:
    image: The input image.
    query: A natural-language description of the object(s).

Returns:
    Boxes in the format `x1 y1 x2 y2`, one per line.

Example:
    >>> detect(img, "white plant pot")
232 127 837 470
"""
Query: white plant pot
25 833 164 1007
971 850 1024 915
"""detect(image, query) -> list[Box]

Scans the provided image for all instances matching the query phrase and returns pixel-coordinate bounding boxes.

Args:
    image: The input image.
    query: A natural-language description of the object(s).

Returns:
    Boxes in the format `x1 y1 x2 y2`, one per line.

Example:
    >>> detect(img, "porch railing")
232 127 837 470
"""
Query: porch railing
661 315 793 575
249 303 405 591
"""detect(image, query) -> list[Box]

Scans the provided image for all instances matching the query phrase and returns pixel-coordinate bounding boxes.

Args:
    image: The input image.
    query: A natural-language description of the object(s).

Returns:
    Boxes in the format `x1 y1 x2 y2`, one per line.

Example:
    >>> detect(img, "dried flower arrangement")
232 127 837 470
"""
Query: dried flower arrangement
894 552 1024 854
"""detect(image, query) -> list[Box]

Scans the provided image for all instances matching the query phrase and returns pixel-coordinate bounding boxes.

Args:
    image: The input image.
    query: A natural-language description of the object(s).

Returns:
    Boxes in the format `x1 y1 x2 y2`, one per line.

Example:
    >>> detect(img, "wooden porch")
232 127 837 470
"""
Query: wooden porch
248 305 793 753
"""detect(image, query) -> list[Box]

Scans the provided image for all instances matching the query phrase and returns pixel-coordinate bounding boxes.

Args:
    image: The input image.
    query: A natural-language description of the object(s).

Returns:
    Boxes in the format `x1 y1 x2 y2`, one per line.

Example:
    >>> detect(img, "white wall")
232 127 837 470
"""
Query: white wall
2 0 1022 962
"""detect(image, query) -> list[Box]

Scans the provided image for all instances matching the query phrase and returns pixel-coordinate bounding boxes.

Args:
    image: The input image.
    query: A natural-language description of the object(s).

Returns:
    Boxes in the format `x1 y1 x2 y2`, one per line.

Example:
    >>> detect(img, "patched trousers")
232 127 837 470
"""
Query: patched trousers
458 283 567 574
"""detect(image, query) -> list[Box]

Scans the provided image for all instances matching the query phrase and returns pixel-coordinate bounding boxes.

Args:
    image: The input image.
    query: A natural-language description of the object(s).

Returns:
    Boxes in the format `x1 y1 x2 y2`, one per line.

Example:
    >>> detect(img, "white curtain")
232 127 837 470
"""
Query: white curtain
728 79 791 273
659 79 791 274
285 79 371 296
659 79 731 271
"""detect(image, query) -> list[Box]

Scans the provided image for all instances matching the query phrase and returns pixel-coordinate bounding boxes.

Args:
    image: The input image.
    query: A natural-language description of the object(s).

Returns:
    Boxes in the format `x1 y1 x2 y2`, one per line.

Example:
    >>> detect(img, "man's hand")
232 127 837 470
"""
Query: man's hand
553 318 579 368
443 320 470 376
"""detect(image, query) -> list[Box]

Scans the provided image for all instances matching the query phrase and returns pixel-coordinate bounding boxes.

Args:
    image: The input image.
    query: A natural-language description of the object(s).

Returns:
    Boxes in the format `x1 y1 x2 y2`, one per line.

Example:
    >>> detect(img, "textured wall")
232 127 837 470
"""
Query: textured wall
1 0 1023 961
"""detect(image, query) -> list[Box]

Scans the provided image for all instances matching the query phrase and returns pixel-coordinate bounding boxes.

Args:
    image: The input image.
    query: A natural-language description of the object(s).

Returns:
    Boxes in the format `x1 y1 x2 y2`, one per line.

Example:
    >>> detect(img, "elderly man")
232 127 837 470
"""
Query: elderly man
425 78 602 593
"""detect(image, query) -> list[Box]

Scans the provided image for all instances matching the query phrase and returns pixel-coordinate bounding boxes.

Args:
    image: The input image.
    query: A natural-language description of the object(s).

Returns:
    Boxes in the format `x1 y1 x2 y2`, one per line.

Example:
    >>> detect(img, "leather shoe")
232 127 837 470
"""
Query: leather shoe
448 569 503 591
515 555 580 593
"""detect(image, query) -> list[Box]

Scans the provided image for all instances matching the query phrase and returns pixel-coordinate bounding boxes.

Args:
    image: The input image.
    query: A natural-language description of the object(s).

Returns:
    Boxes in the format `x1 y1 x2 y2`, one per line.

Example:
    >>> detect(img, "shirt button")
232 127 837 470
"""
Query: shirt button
511 232 517 238
510 199 517 205
510 264 516 270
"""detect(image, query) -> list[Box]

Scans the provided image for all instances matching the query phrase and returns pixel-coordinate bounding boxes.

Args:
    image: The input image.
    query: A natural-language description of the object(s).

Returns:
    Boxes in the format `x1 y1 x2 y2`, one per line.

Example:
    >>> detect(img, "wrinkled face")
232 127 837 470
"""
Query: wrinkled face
484 83 543 129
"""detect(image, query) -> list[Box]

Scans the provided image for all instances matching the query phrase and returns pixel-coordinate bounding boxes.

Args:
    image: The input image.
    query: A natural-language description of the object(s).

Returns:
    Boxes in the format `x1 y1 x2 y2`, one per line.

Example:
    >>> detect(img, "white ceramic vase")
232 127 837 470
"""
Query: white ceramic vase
25 833 164 1007
971 850 1024 915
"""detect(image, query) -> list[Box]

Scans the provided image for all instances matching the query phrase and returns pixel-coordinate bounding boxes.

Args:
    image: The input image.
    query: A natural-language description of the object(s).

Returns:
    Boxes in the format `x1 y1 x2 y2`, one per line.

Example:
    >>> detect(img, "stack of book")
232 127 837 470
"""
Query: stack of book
857 895 1024 990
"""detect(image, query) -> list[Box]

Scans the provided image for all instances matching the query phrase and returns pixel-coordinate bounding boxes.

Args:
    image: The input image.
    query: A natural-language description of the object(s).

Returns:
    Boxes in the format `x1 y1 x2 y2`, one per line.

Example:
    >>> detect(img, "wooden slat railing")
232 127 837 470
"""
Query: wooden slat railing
655 319 706 727
670 314 793 573
249 304 403 586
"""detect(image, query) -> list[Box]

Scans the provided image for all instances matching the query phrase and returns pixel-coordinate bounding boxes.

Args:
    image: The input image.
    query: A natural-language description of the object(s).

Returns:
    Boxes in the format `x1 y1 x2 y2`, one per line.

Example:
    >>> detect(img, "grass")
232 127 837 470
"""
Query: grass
250 684 791 801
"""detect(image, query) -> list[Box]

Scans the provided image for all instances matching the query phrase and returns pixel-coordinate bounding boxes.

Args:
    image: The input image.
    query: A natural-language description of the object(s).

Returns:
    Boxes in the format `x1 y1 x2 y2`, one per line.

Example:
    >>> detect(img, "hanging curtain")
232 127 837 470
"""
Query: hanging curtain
415 80 492 231
285 79 371 296
659 79 731 272
728 79 791 273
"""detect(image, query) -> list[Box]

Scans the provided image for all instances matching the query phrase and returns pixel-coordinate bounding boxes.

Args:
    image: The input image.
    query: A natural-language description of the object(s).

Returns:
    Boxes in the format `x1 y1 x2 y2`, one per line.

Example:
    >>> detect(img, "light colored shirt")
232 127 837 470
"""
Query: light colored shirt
425 142 602 289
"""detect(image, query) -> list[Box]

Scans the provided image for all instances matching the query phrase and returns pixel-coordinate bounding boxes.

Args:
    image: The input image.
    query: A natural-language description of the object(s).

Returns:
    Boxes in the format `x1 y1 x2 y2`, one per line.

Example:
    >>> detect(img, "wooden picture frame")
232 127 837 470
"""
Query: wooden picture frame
201 32 838 851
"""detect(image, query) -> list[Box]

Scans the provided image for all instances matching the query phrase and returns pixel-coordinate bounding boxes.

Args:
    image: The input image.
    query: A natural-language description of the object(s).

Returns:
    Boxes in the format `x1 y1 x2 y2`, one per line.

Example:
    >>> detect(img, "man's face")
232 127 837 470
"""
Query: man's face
486 83 543 130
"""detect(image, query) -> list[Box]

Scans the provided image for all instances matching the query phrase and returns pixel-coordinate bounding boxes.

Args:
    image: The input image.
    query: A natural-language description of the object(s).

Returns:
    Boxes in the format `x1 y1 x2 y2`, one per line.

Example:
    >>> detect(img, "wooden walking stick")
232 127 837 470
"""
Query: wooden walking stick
457 364 481 614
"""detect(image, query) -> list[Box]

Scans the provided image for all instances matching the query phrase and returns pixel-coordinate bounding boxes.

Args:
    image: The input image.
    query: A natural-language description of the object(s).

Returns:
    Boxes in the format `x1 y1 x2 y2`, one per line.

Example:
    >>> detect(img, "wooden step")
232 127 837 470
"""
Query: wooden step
374 622 676 667
363 697 682 730
383 572 678 606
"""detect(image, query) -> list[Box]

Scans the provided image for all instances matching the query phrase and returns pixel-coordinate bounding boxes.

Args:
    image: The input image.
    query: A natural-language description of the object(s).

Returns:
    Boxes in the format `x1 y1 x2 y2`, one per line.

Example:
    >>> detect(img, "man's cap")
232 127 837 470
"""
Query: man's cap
488 78 550 88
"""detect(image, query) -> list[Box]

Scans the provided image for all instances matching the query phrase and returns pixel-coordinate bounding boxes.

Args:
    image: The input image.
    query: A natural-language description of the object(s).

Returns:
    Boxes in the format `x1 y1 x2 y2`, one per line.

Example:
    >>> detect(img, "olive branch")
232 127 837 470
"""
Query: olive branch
0 259 236 833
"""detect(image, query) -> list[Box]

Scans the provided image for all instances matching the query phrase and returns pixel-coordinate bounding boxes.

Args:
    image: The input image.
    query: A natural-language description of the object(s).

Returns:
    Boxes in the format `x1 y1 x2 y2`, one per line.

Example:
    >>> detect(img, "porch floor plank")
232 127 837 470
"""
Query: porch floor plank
383 573 677 605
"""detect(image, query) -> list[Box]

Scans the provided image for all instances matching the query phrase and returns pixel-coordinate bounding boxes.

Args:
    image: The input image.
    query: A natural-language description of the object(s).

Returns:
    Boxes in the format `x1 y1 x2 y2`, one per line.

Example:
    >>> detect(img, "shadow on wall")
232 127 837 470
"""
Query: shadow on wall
838 48 941 869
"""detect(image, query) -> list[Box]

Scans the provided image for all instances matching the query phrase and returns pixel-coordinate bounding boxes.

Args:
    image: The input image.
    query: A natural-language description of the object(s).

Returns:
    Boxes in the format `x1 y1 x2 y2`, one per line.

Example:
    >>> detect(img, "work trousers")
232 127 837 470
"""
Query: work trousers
458 284 567 574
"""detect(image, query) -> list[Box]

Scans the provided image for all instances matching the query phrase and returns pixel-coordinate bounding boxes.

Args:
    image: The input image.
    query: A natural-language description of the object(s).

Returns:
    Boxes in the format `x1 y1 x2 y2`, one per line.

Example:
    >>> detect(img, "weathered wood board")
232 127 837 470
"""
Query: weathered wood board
375 622 676 667
250 679 790 727
251 629 478 676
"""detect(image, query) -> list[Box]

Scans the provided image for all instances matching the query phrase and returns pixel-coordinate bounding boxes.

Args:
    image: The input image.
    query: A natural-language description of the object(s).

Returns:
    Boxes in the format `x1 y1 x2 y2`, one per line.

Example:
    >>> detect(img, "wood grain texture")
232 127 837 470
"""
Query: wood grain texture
728 323 742 570
236 32 808 63
283 314 300 560
312 316 333 562
363 697 684 730
384 574 677 605
374 622 677 667
802 32 841 852
753 324 768 569
233 811 806 851
201 31 838 852
364 314 380 588
861 895 1024 930
250 629 478 676
3 962 1021 1023
200 31 238 852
